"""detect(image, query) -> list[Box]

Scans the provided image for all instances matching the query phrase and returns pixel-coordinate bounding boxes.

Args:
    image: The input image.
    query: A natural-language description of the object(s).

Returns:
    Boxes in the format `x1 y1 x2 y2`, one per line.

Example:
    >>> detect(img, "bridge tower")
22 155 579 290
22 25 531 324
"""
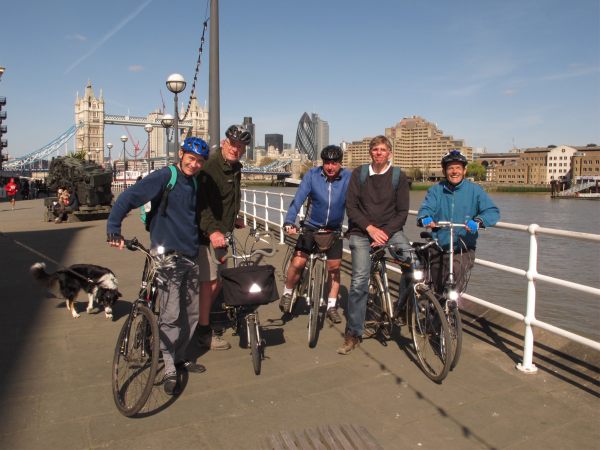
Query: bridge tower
74 81 104 165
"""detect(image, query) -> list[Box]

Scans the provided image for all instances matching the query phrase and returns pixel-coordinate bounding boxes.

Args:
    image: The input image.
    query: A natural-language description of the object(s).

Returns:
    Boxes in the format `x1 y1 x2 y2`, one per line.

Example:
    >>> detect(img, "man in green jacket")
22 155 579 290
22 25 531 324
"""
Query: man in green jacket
196 125 252 350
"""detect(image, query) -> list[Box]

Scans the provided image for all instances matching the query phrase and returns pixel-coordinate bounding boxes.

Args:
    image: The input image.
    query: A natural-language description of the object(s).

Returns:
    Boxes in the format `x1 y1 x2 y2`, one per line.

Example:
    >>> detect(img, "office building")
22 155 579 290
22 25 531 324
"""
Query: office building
265 133 284 154
294 112 329 160
243 117 255 160
385 116 473 173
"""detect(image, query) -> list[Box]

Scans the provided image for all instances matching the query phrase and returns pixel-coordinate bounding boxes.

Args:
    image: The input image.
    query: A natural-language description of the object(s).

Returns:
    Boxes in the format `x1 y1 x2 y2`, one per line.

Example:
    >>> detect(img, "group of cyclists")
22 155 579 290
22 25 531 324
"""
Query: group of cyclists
105 126 499 395
281 135 499 355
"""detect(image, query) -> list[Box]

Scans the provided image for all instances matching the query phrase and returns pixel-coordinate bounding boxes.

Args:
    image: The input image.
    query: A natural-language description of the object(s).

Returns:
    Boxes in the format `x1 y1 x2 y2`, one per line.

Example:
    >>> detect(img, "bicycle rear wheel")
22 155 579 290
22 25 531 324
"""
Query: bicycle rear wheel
307 259 323 348
247 314 262 375
409 288 451 383
112 303 160 417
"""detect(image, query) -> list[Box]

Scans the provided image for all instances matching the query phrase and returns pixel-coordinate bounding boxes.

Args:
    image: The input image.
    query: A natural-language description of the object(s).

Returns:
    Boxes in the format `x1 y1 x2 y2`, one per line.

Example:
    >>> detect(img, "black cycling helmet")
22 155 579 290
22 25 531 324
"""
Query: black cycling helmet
441 149 468 168
181 137 209 159
225 125 252 145
320 145 343 162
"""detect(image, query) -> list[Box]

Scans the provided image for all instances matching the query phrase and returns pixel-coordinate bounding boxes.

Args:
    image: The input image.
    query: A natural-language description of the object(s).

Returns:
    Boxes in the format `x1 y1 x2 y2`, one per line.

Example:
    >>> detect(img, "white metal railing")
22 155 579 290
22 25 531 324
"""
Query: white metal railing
240 188 600 374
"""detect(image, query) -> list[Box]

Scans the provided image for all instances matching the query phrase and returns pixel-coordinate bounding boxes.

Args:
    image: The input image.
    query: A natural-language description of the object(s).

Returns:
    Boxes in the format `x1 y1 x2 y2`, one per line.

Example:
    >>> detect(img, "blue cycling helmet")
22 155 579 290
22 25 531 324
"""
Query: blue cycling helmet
441 149 468 168
181 137 209 159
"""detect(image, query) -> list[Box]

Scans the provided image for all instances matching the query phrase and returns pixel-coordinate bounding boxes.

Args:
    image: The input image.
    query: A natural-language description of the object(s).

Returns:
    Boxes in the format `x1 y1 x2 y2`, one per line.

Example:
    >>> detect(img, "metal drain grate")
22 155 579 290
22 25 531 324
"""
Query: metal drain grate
266 424 383 450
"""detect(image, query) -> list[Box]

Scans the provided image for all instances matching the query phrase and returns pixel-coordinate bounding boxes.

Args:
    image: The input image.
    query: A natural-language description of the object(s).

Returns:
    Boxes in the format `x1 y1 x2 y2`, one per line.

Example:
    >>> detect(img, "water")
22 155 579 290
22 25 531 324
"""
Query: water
243 187 600 340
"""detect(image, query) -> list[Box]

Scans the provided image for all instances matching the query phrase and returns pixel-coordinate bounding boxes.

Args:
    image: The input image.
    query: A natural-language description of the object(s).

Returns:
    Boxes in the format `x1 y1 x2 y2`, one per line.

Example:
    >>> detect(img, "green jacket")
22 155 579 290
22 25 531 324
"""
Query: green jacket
197 149 242 245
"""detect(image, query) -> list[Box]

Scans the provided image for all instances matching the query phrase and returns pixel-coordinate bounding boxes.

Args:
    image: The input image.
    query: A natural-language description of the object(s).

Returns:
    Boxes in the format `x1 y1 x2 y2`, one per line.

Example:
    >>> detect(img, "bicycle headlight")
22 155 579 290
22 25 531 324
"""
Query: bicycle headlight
412 269 424 281
447 289 459 301
156 245 165 255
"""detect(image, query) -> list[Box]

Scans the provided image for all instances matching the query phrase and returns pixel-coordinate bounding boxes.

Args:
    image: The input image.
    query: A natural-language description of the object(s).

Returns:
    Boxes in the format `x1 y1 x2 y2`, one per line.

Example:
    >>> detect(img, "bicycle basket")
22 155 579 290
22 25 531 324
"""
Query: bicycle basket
313 231 336 252
220 264 279 306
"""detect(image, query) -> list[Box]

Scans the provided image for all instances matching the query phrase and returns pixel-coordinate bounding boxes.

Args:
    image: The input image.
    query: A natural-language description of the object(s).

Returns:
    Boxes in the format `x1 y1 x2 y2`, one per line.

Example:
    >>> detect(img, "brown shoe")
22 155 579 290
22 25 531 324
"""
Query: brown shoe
337 333 360 355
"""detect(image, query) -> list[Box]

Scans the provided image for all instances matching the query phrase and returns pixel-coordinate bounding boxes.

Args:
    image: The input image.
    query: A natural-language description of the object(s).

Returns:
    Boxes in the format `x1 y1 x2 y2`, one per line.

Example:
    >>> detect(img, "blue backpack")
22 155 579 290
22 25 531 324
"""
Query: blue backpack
359 164 401 190
140 165 197 231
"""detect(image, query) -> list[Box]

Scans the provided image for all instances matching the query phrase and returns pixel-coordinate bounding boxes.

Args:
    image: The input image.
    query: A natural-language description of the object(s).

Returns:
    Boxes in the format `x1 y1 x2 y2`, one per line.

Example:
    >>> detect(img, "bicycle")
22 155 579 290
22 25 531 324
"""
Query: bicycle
213 229 277 375
283 227 341 348
418 221 475 371
112 238 183 417
364 241 452 383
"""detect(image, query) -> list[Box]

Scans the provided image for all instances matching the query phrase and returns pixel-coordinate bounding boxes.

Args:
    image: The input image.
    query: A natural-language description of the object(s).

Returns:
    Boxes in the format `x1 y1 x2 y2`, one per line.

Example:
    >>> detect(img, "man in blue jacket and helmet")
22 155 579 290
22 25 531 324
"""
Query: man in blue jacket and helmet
417 149 500 294
107 137 210 396
280 145 351 323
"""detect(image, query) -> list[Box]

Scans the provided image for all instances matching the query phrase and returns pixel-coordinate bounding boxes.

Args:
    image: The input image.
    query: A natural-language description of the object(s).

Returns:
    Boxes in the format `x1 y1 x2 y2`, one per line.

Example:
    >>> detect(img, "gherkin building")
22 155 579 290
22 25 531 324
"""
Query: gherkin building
295 112 317 160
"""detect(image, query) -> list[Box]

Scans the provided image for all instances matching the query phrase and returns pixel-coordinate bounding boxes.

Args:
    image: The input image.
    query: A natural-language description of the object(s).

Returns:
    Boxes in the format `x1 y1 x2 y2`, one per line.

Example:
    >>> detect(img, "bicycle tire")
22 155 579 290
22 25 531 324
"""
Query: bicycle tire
446 303 463 370
112 303 160 417
247 314 261 375
364 271 386 338
307 259 324 348
409 287 451 383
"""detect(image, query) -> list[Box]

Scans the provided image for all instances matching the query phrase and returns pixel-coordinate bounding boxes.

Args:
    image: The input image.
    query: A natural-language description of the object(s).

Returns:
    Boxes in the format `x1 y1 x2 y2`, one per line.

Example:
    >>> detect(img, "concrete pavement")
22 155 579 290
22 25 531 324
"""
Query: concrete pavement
0 198 598 449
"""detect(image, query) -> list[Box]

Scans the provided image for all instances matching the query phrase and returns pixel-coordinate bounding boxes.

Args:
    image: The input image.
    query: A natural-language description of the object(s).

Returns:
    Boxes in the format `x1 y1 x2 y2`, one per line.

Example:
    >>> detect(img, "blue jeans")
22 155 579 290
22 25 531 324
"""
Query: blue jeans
346 231 411 337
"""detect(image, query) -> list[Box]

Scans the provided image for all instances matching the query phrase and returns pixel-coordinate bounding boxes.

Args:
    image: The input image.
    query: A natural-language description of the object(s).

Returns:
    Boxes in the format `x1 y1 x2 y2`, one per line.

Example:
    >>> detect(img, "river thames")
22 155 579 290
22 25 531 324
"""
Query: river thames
244 187 600 340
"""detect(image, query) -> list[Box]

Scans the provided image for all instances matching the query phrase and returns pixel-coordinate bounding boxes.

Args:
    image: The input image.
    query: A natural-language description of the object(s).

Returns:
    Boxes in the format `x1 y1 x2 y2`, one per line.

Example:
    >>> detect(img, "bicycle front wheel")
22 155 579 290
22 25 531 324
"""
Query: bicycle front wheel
112 303 160 417
409 288 451 383
446 303 463 370
307 259 324 348
364 271 386 339
247 314 261 375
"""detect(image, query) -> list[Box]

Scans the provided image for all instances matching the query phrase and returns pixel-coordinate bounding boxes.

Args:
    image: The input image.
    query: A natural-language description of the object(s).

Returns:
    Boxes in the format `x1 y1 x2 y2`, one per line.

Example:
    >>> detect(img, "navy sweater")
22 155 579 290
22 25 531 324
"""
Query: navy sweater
107 166 199 257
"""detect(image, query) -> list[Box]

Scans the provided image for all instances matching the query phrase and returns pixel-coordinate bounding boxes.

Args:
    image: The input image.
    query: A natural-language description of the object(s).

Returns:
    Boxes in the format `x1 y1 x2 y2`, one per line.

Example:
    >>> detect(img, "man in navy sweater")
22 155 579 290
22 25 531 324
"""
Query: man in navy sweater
107 137 209 395
341 135 412 355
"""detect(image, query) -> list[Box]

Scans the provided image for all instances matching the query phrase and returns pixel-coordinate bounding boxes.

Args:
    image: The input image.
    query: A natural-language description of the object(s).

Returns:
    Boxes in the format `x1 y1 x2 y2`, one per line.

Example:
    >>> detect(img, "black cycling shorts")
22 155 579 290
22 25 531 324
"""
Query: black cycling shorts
295 229 343 260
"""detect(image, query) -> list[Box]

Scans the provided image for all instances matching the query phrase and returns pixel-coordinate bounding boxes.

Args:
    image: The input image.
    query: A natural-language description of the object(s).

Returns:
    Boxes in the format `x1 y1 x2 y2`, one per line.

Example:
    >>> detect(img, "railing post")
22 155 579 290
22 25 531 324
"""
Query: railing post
279 193 285 244
243 190 248 226
264 191 269 232
252 191 257 229
517 223 539 374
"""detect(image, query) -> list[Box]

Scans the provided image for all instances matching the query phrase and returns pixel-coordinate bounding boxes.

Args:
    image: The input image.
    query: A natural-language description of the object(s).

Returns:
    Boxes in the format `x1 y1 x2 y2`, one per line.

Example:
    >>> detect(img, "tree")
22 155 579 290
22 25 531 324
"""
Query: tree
467 162 486 181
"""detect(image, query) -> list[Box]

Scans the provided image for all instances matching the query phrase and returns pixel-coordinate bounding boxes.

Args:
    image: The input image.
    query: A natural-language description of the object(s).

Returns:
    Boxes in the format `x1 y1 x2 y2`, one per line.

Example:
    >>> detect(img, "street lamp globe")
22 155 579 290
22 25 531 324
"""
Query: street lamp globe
161 114 174 128
120 135 128 143
166 73 186 94
144 123 153 134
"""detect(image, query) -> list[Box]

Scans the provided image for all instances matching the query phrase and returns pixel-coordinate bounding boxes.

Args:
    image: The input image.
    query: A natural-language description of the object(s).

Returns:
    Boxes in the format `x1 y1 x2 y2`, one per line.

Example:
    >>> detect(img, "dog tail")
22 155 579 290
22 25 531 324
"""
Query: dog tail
30 262 55 287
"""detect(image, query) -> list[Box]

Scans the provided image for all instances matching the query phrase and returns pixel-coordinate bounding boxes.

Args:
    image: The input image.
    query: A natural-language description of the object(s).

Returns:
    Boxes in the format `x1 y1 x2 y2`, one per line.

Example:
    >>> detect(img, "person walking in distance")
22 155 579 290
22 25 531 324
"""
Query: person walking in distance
340 135 412 355
279 145 351 323
107 137 210 396
4 177 18 210
196 125 252 351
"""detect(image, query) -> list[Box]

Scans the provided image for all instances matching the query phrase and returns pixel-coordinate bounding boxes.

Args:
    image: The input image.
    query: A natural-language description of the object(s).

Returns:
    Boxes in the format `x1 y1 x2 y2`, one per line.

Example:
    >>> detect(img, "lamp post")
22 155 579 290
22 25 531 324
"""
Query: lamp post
106 142 114 181
120 135 128 184
166 73 186 163
161 114 174 166
144 123 153 174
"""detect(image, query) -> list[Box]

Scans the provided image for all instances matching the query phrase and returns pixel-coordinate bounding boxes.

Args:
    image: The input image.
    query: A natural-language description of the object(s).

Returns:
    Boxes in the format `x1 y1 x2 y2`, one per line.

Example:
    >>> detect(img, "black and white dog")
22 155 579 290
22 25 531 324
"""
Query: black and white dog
30 262 122 319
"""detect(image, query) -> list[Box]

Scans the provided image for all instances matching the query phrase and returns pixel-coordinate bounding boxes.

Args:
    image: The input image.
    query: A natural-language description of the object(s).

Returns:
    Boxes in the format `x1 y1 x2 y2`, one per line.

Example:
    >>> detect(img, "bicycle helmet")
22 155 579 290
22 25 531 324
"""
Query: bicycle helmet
441 149 468 168
181 137 209 159
320 145 343 162
225 125 252 145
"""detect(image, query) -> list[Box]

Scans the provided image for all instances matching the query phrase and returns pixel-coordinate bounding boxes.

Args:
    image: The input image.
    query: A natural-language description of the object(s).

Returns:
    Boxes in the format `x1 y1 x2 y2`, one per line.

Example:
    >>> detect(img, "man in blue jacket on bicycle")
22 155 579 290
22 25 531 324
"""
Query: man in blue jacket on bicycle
280 145 351 323
417 149 500 293
107 137 209 396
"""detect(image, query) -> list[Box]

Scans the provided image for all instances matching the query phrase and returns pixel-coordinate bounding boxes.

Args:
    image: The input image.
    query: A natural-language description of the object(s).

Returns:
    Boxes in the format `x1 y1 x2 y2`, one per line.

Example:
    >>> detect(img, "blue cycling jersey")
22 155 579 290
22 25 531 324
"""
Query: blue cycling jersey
285 167 351 230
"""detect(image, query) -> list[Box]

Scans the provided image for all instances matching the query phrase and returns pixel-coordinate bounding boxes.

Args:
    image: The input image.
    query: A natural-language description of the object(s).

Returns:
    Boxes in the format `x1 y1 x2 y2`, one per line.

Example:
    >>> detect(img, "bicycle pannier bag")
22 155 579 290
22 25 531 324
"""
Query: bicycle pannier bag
313 232 336 252
220 264 279 306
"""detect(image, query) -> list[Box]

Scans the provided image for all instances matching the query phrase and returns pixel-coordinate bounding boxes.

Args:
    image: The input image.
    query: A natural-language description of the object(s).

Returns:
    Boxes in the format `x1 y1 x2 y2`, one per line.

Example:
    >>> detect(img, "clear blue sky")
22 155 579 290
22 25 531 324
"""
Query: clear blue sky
1 0 599 159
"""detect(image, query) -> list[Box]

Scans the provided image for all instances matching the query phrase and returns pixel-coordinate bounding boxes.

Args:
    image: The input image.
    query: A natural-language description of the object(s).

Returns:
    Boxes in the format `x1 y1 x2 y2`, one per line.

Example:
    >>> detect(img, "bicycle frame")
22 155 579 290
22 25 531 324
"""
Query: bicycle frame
431 221 468 305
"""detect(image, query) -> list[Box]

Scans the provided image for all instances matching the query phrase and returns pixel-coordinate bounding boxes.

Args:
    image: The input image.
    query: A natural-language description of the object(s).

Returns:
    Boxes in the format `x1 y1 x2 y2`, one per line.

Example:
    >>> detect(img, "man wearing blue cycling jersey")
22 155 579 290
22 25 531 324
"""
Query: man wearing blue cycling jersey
107 137 210 396
417 149 500 293
280 145 351 323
